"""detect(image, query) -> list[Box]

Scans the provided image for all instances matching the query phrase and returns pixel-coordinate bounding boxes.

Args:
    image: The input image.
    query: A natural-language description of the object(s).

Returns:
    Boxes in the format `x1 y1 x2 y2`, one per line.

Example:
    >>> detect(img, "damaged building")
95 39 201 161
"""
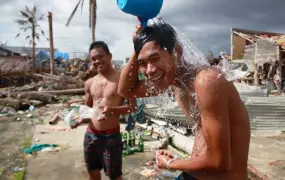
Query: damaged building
231 28 285 92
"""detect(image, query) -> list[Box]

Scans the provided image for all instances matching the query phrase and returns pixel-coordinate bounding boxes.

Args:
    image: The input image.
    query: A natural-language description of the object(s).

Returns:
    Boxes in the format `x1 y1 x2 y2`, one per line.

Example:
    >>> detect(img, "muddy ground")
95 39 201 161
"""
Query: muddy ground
0 116 34 180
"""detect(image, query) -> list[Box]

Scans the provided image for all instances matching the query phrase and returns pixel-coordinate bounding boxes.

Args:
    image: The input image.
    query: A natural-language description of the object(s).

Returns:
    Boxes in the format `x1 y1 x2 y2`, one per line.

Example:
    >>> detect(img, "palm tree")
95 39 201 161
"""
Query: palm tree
66 0 97 42
15 5 47 67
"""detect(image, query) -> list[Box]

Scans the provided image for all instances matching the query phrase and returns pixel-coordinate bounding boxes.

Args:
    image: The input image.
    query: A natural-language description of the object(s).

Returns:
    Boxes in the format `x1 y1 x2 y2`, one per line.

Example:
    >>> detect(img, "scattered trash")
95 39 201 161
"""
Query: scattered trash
268 160 285 167
48 113 61 125
12 167 23 172
48 126 71 132
140 168 158 177
34 139 40 142
17 111 25 115
29 105 35 111
41 146 61 152
26 113 32 118
0 106 16 117
22 144 58 154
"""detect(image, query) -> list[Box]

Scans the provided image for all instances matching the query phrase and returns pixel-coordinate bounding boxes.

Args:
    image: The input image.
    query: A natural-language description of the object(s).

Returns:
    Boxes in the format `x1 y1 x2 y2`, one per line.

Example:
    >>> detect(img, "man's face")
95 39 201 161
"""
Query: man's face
137 41 176 91
89 48 111 73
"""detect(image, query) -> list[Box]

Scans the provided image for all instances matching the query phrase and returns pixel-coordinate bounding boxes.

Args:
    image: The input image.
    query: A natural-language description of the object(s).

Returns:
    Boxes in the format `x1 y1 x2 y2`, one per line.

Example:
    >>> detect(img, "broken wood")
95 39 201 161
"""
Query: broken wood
17 92 55 104
233 31 256 44
37 88 84 95
49 113 60 125
34 73 60 80
247 164 269 180
0 98 21 110
14 83 41 92
67 99 84 107
42 72 59 79
0 90 8 98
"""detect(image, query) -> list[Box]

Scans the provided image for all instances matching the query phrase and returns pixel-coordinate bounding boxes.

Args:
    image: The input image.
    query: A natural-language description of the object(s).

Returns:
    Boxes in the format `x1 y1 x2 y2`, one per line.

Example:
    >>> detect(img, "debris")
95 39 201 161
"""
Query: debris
48 113 61 125
41 146 61 152
0 98 21 110
22 144 58 154
268 160 285 167
0 106 16 116
48 126 71 132
12 167 23 172
17 92 55 104
29 105 35 111
247 164 269 180
140 168 158 177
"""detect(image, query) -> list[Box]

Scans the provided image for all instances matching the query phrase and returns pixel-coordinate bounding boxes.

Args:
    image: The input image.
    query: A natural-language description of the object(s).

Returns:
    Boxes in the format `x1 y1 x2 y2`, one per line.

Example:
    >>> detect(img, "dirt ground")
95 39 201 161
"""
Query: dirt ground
0 117 35 180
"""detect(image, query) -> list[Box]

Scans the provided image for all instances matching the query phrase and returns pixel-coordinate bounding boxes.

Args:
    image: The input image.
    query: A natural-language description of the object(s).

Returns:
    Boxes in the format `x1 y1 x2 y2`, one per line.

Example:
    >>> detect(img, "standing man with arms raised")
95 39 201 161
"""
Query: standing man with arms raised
73 41 137 180
118 23 250 180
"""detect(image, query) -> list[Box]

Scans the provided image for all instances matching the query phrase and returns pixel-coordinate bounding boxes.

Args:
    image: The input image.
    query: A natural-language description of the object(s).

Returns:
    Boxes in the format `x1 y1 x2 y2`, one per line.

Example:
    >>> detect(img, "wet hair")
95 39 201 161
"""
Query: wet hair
89 41 110 54
134 23 177 55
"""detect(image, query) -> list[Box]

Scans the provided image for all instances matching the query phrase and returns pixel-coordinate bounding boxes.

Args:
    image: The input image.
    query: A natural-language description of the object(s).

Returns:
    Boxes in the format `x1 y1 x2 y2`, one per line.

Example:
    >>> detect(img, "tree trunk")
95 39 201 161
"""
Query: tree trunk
16 88 84 96
0 98 21 110
17 92 55 104
90 0 97 42
48 11 55 75
253 63 260 86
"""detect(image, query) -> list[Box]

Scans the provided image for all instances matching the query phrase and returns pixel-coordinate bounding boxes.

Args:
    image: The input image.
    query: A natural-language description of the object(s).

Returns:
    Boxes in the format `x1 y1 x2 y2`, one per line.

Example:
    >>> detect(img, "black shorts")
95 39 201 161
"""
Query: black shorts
84 131 123 179
176 172 198 180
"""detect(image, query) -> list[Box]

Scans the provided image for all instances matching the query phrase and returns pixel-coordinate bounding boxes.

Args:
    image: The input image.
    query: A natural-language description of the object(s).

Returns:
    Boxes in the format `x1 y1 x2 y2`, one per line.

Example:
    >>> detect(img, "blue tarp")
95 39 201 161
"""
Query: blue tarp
35 50 69 63
54 52 69 60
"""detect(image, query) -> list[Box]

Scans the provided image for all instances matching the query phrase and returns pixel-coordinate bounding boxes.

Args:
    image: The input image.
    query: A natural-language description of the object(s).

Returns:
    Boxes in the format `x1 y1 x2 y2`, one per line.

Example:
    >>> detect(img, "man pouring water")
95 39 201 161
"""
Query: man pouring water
118 22 250 180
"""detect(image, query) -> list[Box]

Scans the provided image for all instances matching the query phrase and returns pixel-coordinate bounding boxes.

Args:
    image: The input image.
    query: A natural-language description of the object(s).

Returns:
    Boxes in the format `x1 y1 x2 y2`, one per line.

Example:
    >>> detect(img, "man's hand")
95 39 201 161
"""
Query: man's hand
156 150 173 169
132 19 143 41
71 118 84 129
97 105 114 121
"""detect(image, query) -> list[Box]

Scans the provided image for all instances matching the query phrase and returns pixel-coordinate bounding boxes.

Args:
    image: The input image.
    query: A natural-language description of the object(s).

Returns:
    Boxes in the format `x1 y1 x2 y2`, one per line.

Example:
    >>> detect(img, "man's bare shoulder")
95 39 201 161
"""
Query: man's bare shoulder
85 77 94 86
84 76 97 89
195 68 229 88
194 68 231 101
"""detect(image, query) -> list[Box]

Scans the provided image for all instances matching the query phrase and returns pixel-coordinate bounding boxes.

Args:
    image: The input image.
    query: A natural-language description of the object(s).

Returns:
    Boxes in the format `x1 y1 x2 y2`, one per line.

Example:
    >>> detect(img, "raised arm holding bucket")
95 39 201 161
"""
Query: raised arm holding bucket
117 0 164 27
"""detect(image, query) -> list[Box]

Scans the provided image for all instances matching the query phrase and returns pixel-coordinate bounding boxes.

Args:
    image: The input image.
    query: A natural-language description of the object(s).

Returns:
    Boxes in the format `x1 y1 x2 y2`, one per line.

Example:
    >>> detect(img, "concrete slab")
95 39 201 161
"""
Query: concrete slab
249 132 285 180
25 122 172 180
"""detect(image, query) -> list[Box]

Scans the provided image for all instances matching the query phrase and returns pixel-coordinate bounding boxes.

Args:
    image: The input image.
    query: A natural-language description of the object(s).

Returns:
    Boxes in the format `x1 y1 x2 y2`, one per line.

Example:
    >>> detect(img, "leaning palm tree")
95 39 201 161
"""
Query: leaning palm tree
66 0 97 42
15 5 47 67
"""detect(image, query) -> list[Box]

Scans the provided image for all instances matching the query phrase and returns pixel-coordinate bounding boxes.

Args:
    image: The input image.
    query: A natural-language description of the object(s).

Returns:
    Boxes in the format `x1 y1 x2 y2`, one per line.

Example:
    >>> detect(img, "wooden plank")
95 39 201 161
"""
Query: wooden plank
233 31 256 44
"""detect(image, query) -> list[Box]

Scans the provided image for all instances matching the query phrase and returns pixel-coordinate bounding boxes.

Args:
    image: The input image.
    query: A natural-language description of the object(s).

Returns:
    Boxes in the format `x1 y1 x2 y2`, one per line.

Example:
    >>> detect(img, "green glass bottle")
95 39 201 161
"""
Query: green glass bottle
138 135 144 152
123 132 128 150
129 131 134 147
122 150 128 156
132 131 136 146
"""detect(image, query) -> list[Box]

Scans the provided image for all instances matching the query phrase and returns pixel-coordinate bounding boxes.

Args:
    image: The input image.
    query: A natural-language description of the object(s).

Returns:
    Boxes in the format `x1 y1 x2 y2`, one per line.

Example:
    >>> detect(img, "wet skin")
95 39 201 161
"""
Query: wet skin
118 40 250 180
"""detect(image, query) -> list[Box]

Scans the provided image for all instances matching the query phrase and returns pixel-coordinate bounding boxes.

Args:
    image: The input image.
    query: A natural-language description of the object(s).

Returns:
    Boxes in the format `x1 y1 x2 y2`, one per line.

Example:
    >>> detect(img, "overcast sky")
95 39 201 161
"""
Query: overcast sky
0 0 284 60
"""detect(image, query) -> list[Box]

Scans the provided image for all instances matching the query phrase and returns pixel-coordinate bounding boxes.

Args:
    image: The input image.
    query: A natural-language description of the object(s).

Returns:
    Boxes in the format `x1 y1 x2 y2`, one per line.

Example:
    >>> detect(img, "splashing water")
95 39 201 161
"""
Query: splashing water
141 17 246 134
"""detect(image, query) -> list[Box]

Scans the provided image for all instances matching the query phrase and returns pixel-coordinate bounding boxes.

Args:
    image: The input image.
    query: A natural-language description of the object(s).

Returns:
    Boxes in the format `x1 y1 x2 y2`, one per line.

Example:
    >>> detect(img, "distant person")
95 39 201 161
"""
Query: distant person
118 23 250 180
72 41 137 180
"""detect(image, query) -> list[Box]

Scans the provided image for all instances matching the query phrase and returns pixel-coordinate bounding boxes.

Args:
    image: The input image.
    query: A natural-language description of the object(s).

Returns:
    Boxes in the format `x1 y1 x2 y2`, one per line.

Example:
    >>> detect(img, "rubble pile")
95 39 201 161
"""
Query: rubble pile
0 72 85 112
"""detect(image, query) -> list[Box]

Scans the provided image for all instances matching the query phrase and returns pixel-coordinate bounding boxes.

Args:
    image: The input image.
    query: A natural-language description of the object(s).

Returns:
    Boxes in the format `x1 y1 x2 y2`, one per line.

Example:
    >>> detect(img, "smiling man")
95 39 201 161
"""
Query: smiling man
73 41 137 180
118 23 250 180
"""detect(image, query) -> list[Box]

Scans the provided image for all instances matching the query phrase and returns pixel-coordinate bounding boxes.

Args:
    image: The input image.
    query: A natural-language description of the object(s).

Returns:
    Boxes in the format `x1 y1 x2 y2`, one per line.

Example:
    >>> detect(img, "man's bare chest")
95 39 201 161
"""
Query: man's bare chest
90 80 120 101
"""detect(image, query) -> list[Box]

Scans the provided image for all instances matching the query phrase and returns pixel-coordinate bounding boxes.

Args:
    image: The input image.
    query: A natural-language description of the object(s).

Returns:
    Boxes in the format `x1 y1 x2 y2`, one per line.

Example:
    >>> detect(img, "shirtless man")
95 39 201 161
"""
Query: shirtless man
118 23 250 180
74 41 137 180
